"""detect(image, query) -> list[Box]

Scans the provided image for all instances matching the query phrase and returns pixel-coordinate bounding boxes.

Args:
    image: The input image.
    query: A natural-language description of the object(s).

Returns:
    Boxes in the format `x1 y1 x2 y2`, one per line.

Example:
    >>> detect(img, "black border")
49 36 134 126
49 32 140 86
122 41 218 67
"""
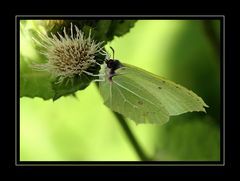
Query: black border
16 15 225 167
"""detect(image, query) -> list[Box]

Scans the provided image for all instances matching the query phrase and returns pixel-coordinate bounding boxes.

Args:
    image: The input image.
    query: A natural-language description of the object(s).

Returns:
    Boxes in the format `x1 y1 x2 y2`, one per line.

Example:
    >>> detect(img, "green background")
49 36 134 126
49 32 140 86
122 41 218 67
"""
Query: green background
20 20 220 161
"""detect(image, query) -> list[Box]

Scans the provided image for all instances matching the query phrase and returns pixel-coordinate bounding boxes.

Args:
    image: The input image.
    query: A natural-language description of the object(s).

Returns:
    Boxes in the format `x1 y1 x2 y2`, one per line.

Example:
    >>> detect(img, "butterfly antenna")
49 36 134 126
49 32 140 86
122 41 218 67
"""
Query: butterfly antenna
110 46 115 60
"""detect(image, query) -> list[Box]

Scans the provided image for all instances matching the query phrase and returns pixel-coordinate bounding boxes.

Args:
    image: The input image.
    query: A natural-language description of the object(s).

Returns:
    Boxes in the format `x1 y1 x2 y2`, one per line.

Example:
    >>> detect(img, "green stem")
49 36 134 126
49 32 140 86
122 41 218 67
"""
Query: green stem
112 112 149 161
95 83 149 161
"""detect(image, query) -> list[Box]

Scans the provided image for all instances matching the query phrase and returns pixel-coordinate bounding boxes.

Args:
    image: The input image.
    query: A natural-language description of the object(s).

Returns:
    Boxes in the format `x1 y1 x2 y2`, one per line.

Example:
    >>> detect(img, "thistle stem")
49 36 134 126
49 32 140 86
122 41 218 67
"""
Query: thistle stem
112 112 150 161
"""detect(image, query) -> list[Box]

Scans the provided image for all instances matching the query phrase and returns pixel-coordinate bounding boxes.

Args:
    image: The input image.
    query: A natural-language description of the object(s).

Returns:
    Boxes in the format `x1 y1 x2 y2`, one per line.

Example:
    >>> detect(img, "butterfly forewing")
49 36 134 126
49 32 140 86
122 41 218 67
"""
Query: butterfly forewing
116 64 209 116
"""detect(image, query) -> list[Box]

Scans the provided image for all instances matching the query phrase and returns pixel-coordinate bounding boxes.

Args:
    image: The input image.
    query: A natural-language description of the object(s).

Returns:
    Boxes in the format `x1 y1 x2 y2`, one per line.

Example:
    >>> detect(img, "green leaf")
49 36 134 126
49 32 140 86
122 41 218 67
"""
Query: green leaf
51 62 101 101
106 20 137 41
95 20 112 41
20 55 54 100
158 117 220 160
48 20 137 42
52 74 92 101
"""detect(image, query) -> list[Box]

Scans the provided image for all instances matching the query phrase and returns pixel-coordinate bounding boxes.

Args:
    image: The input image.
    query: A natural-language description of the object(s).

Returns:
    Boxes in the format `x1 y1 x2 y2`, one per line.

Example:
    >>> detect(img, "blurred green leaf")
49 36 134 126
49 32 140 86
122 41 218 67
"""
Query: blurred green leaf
156 116 220 161
49 20 137 42
20 55 54 100
106 20 137 41
52 73 93 101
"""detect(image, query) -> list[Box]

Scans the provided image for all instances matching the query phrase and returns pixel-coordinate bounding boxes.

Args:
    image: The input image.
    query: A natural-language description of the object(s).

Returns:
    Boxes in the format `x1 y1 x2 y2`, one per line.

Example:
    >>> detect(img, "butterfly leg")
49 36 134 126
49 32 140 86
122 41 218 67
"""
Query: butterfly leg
89 59 102 66
98 50 110 60
82 70 104 77
82 70 105 82
92 78 105 82
92 75 105 82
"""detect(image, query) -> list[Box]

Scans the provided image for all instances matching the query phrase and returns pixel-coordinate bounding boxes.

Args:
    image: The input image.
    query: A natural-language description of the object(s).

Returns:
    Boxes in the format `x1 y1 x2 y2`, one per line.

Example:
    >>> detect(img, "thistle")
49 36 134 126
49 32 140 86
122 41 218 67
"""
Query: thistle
32 23 105 83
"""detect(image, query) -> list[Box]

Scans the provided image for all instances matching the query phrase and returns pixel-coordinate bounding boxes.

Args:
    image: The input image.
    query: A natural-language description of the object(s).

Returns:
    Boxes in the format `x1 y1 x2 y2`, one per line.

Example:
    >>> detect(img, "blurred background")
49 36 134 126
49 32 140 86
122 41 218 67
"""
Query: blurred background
20 20 220 161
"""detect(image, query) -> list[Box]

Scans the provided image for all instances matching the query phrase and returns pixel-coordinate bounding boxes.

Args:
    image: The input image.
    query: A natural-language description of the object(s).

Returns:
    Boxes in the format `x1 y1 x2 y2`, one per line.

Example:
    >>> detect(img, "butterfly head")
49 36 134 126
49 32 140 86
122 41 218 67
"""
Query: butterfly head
106 59 122 70
105 47 123 79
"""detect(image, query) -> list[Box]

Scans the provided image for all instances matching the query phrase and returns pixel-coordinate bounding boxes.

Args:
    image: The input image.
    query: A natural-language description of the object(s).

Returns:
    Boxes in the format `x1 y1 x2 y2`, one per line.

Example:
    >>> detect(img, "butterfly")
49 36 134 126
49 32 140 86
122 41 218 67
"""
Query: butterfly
99 48 208 124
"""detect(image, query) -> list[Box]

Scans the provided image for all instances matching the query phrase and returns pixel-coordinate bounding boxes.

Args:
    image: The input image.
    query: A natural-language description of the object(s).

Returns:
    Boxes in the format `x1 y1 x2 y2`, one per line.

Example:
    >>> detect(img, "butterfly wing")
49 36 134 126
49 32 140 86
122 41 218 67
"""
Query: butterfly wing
99 68 169 124
99 63 208 124
117 63 209 116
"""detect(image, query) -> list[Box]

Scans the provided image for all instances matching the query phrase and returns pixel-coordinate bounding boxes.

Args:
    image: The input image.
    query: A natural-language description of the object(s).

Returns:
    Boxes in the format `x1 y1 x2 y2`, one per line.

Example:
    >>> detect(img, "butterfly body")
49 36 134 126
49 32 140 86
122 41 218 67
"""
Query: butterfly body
105 59 123 80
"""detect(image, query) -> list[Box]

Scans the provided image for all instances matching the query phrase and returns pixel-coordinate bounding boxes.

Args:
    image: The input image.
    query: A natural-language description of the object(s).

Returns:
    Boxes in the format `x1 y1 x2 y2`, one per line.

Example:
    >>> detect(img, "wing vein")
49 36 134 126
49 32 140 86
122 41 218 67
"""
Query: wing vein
115 84 139 108
110 82 112 107
113 80 159 109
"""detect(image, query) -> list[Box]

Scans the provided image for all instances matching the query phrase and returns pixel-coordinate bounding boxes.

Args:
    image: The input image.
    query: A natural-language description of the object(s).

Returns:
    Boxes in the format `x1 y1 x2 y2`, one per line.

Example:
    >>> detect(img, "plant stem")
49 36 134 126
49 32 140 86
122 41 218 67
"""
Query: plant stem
95 83 149 161
112 112 149 161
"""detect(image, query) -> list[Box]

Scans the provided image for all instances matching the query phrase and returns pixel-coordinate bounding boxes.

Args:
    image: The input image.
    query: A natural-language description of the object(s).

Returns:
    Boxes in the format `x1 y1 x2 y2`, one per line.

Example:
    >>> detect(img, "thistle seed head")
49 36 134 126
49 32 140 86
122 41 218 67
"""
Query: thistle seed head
32 23 105 83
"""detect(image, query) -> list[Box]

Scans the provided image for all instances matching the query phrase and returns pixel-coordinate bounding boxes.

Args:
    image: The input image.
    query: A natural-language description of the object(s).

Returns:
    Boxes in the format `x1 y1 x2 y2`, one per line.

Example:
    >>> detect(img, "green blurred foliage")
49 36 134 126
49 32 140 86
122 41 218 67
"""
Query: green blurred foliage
20 55 54 100
49 20 137 42
20 20 220 161
157 117 220 160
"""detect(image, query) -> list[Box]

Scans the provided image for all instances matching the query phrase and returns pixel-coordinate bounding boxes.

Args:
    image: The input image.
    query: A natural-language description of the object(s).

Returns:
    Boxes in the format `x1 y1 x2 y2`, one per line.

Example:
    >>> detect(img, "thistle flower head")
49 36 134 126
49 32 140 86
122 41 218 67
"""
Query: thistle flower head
33 23 105 83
